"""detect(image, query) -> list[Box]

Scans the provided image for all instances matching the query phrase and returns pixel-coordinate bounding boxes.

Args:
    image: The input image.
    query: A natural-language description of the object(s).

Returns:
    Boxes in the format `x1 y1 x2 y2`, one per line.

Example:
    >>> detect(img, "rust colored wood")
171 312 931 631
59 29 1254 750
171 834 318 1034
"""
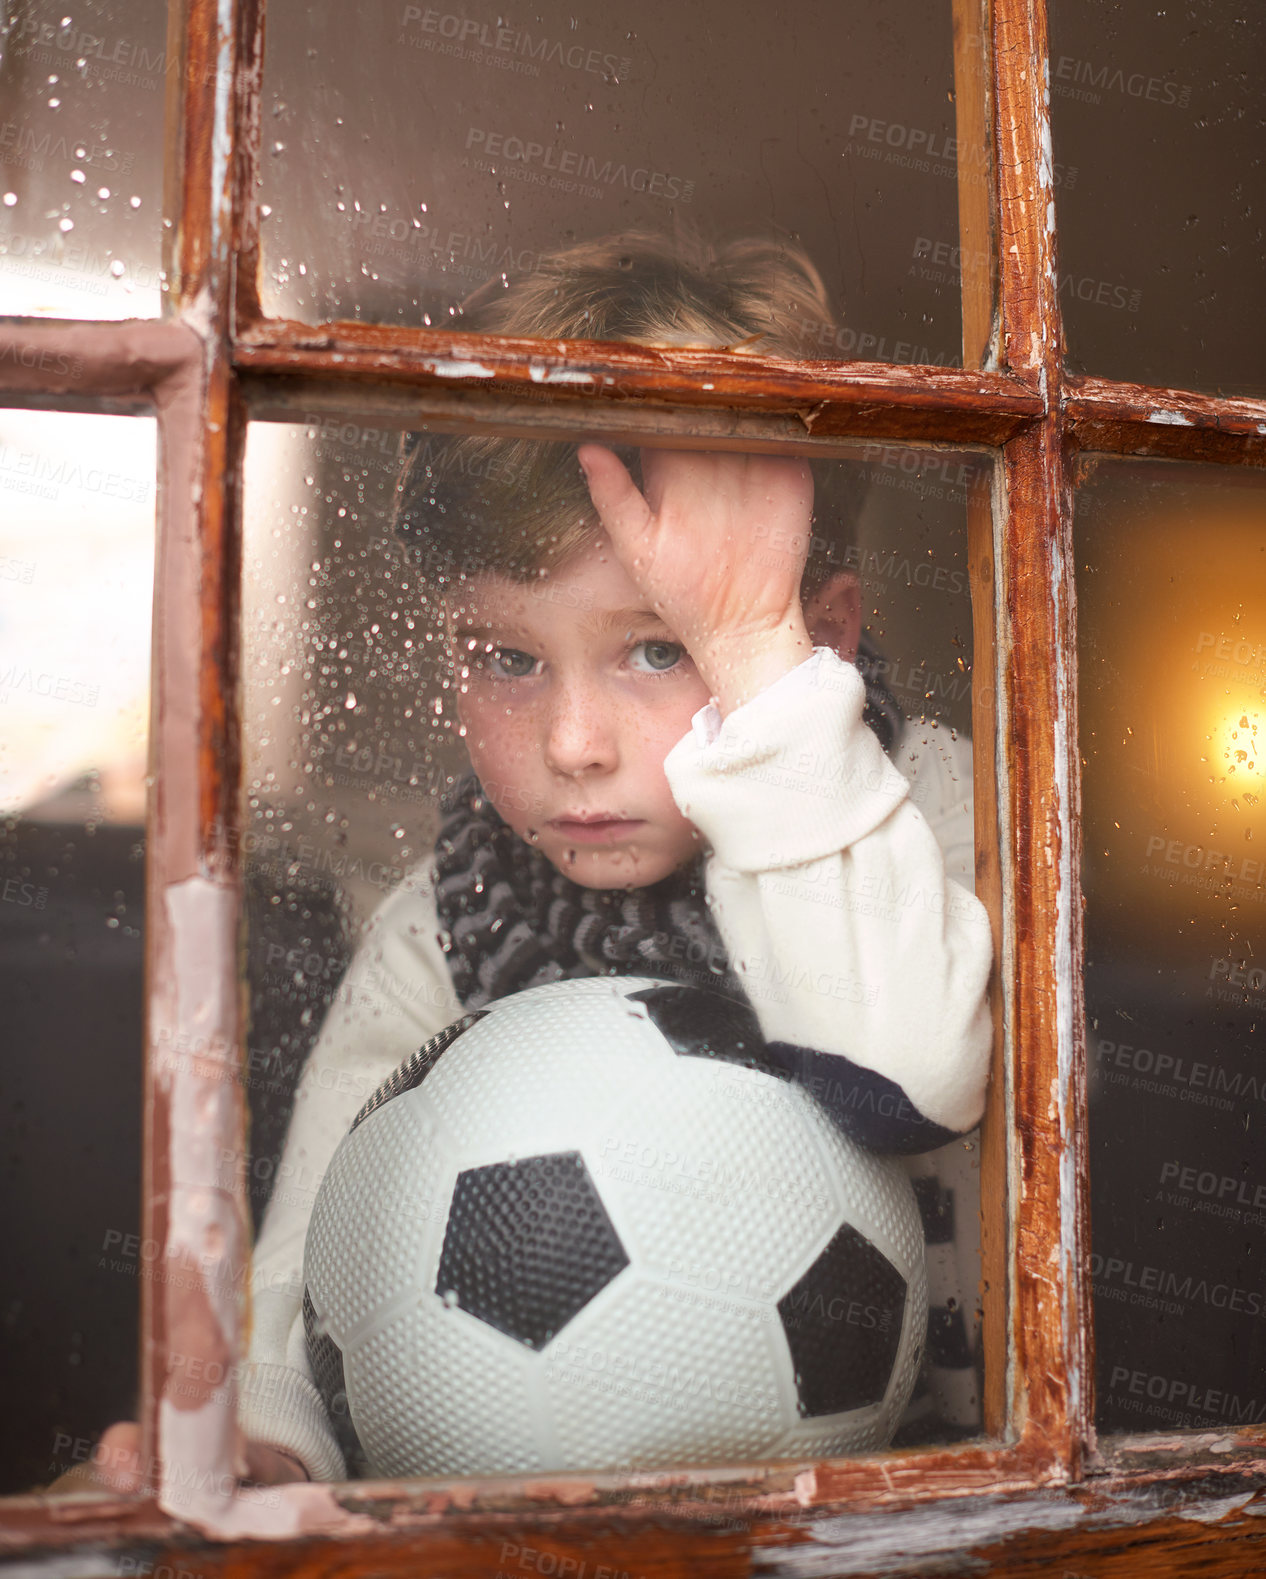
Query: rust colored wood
242 372 1020 456
169 0 218 308
1067 376 1266 466
232 321 1042 434
6 1468 1266 1575
991 0 1061 379
231 0 266 327
988 0 1094 1477
999 419 1092 1476
964 1520 1266 1579
953 0 997 371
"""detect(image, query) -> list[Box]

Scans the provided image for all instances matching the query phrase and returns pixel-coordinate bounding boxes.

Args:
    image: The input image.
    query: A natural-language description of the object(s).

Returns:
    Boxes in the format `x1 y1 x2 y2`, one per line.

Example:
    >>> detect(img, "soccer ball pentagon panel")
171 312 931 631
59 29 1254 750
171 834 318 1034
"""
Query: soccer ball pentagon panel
303 976 927 1478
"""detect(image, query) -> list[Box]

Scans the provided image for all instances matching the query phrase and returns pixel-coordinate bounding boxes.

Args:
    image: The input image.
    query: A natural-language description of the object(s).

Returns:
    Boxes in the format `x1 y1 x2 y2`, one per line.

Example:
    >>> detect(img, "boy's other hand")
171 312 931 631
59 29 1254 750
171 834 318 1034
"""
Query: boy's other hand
46 1421 310 1495
577 445 815 715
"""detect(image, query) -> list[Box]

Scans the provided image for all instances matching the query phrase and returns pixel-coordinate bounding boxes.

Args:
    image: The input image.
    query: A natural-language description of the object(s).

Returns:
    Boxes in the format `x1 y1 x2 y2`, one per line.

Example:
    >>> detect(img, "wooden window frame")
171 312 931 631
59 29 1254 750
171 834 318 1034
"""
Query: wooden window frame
3 0 1266 1570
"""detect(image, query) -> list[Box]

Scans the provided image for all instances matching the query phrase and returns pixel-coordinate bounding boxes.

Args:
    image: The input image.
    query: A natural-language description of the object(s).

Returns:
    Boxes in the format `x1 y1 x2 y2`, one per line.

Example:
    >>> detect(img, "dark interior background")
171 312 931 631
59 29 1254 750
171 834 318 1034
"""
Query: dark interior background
1077 458 1266 1434
1050 0 1265 396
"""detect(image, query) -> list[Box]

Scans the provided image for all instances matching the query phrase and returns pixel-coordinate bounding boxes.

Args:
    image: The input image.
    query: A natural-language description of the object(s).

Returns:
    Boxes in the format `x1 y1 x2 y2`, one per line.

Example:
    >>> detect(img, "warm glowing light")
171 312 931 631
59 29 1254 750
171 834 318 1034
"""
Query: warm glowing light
0 412 156 818
1213 707 1263 799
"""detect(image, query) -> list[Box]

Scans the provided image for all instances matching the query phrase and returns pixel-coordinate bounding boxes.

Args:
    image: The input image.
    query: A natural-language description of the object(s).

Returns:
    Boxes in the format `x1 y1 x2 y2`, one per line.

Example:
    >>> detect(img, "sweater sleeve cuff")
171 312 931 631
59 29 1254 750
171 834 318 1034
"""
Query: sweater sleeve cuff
665 649 910 872
237 1362 346 1484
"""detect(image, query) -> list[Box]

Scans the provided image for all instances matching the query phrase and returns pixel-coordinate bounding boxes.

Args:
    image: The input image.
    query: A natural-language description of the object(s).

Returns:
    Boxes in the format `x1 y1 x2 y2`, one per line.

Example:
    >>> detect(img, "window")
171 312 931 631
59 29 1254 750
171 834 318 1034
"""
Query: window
3 0 1265 1570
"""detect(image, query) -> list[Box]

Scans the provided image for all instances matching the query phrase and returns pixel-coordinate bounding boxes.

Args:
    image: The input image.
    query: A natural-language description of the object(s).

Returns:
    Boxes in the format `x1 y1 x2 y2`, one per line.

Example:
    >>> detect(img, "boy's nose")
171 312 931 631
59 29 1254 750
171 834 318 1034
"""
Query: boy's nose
543 684 618 777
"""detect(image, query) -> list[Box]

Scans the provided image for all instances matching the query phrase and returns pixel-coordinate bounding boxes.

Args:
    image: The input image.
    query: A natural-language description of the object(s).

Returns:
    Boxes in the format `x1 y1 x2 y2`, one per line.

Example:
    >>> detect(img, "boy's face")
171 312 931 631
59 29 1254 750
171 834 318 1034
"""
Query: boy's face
449 536 712 889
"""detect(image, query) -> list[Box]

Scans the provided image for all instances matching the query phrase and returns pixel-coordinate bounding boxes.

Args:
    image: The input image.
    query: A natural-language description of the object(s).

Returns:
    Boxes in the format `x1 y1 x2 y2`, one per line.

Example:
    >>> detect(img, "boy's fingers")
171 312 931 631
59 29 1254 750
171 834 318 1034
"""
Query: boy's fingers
577 444 652 547
92 1421 144 1492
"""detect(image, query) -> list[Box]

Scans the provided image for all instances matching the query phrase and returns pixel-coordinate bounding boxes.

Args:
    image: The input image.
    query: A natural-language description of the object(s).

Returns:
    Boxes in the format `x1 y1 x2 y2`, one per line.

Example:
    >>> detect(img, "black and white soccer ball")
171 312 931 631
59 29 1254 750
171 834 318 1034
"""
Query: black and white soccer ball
303 976 927 1478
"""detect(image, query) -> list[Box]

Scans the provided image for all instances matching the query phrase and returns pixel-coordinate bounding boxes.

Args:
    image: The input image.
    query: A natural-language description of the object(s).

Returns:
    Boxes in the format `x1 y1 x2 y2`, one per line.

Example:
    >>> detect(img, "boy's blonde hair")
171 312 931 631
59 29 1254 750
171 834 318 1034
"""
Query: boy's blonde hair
395 231 844 588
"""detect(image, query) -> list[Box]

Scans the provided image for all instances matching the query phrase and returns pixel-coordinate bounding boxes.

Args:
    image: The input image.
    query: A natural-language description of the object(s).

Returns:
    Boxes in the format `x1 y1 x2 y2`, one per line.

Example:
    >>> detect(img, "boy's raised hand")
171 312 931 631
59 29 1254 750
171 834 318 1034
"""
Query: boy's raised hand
577 445 815 715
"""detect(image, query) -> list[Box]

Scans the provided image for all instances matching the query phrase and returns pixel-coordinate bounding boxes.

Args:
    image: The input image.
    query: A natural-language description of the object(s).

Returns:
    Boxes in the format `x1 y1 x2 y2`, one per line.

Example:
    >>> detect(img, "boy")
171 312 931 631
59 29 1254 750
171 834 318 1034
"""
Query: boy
97 233 992 1489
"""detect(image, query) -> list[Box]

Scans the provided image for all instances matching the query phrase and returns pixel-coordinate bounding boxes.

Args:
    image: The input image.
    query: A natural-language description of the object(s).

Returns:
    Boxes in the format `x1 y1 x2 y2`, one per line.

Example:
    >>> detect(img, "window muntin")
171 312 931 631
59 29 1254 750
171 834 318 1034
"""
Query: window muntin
1076 456 1266 1437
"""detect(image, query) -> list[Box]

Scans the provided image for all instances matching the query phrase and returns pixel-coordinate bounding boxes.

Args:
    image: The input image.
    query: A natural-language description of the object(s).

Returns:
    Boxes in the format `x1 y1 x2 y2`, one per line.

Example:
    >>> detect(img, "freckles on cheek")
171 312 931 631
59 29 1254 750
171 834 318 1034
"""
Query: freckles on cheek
458 695 535 784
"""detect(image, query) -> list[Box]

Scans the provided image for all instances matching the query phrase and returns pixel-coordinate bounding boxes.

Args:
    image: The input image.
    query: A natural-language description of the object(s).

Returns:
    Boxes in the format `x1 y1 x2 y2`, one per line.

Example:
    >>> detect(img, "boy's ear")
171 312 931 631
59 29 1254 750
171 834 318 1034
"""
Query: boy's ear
803 571 862 663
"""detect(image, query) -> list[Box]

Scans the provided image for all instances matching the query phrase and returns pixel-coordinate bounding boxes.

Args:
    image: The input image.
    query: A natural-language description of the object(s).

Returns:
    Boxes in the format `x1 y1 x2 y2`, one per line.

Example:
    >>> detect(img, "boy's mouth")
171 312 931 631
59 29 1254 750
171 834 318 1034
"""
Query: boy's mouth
548 816 645 843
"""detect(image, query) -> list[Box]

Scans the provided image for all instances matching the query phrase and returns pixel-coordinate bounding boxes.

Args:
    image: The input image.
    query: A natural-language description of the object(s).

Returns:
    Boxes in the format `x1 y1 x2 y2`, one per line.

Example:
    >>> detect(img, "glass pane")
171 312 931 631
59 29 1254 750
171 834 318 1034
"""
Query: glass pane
0 0 167 318
0 409 154 1493
1077 458 1266 1435
237 399 990 1482
1050 0 1266 396
256 0 989 367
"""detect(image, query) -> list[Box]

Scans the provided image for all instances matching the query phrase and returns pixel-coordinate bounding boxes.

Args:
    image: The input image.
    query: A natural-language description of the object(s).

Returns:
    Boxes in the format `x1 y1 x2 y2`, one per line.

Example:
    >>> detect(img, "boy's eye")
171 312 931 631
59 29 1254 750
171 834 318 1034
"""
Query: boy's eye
630 639 685 674
473 645 539 679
